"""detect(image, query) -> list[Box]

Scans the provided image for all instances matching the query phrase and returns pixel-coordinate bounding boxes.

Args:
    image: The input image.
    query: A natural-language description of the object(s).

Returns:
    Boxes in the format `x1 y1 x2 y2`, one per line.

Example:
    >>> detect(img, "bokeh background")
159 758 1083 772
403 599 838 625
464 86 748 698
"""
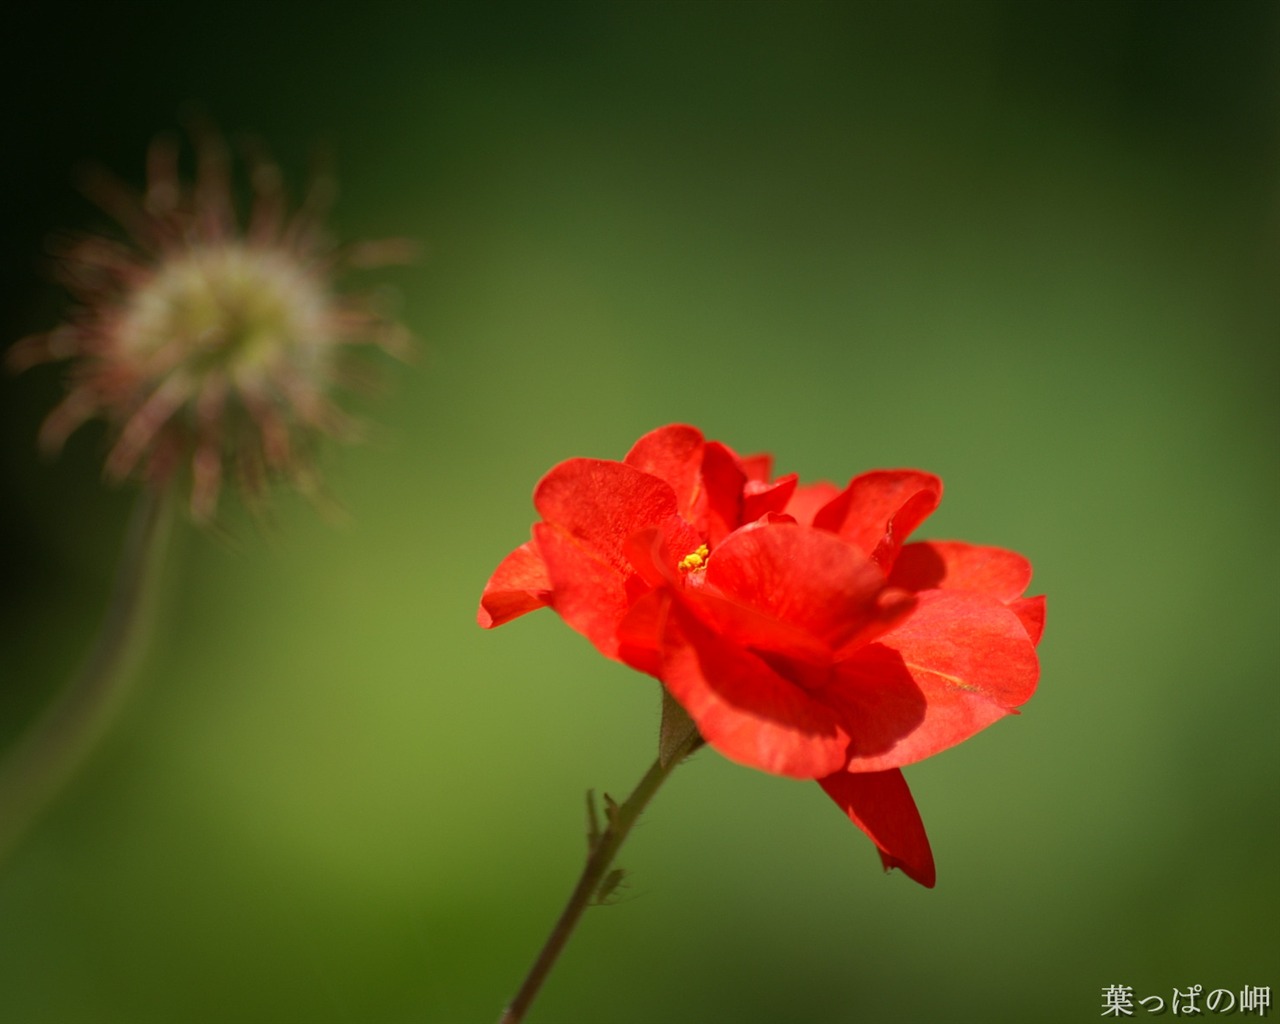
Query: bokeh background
1 2 1276 1022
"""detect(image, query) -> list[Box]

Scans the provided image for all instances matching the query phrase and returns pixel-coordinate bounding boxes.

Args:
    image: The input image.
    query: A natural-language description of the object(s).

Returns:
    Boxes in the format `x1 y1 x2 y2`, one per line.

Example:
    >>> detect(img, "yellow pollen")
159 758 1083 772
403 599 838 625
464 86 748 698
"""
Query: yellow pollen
679 544 710 572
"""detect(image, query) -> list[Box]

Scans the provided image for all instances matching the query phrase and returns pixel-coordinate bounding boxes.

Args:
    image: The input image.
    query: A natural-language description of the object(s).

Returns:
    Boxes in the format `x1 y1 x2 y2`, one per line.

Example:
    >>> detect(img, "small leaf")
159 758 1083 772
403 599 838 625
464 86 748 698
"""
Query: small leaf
602 793 621 827
594 868 628 906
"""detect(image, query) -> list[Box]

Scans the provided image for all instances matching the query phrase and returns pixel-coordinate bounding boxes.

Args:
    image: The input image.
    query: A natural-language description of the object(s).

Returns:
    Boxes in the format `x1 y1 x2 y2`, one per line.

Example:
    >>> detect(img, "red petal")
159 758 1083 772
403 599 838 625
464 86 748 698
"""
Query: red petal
698 523 905 655
812 470 942 571
698 441 748 543
783 481 842 527
890 541 1033 602
533 522 638 659
829 590 1040 771
477 541 551 628
624 424 706 521
533 457 680 574
818 768 936 887
616 588 667 677
739 452 773 482
620 426 752 542
660 601 852 779
742 472 798 523
1009 595 1046 646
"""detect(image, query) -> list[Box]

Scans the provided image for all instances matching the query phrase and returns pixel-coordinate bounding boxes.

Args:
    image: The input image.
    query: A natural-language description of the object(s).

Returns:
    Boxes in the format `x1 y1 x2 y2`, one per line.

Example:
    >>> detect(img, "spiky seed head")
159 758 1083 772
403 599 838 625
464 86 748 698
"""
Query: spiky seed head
8 124 414 522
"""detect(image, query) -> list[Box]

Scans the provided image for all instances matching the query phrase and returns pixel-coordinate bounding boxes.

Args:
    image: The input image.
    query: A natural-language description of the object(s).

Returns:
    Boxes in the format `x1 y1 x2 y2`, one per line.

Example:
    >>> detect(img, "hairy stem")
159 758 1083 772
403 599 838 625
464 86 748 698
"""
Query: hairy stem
497 728 702 1024
0 488 173 859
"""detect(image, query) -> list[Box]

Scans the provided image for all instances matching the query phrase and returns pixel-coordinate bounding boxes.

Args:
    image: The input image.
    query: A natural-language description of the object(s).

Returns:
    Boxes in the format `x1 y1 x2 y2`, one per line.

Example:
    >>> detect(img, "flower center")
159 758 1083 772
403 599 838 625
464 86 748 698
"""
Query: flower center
120 245 332 386
678 544 709 573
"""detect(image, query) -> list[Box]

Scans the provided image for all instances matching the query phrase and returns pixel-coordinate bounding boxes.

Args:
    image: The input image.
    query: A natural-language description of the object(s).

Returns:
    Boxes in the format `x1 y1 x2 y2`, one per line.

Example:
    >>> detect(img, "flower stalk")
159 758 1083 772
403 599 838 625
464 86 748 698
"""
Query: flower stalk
0 487 173 859
497 723 703 1024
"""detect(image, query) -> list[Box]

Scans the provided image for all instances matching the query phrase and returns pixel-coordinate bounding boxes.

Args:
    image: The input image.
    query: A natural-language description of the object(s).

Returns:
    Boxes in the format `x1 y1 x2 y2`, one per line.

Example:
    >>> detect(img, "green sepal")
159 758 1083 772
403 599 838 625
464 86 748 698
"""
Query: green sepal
658 685 700 768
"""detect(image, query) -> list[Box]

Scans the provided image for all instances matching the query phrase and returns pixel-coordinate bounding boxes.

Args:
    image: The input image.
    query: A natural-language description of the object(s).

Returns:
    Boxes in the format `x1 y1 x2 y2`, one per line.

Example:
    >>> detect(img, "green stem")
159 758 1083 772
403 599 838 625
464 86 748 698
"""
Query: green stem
497 728 702 1024
0 488 173 860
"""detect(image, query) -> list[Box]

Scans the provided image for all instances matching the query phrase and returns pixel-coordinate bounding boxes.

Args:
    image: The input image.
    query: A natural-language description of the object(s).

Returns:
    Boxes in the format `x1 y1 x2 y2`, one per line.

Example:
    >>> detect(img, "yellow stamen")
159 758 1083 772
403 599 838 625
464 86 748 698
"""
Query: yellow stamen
678 544 710 572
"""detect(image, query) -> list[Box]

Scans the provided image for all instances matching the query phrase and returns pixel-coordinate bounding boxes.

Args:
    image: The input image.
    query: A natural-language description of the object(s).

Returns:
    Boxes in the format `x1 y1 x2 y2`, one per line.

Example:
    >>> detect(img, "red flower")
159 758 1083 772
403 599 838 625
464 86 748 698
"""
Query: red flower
479 425 1044 887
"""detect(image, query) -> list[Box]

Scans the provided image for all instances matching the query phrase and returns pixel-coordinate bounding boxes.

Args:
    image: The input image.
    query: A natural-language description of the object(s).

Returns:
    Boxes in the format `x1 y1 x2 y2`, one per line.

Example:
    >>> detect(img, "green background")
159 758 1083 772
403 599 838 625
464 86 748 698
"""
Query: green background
1 2 1276 1021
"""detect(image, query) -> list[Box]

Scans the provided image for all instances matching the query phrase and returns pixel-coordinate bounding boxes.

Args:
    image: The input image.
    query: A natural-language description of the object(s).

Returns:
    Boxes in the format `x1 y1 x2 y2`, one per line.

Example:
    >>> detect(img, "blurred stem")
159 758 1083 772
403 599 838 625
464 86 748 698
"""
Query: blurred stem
0 487 173 860
497 728 703 1024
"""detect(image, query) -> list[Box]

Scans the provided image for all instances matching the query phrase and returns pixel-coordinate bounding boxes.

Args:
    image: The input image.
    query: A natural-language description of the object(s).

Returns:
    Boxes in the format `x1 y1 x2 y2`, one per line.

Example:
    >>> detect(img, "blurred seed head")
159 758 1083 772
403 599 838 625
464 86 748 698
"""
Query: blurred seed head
8 121 415 523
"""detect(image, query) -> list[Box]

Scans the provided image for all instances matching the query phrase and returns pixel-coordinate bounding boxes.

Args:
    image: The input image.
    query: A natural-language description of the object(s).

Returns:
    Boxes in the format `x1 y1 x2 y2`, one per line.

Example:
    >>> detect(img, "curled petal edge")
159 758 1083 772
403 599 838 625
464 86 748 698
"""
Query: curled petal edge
478 541 550 628
890 540 1033 603
1009 595 1046 646
818 767 936 888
